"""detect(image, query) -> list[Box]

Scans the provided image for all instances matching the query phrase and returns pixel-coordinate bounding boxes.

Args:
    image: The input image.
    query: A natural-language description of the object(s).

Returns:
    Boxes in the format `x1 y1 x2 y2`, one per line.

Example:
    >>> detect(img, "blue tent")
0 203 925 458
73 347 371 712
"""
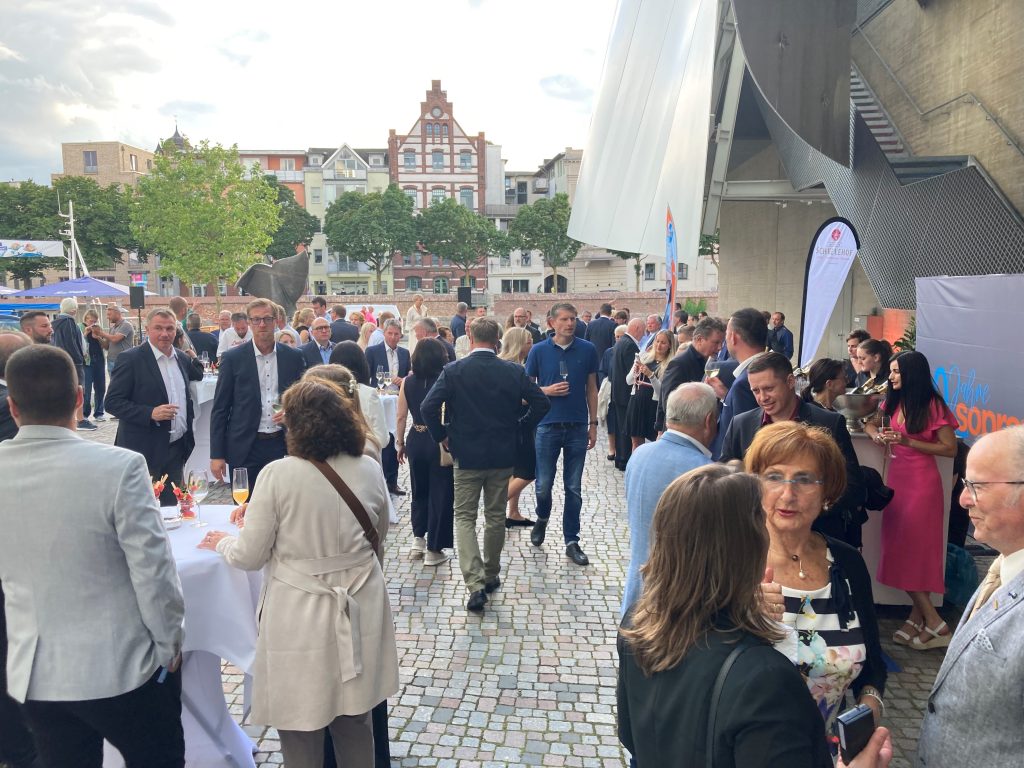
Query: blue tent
9 276 154 298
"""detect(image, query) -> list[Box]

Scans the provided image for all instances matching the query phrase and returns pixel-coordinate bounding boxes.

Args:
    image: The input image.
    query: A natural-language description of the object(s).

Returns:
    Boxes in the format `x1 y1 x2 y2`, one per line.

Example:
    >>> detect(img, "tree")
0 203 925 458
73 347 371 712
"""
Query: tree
418 199 502 287
610 249 644 292
264 176 320 261
699 230 720 269
508 193 581 293
131 139 280 298
323 184 416 293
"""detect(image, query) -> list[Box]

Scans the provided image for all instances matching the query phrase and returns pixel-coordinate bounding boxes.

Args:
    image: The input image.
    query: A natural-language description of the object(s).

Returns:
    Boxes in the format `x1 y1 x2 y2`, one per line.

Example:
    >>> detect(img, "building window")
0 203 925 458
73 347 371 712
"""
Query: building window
404 150 415 168
459 188 473 208
432 150 444 170
314 280 326 294
501 279 530 293
309 155 322 167
129 154 138 171
520 252 531 267
433 277 449 294
431 188 446 205
311 187 321 205
280 158 296 171
516 181 528 205
218 279 228 297
406 276 422 291
425 123 434 141
146 159 153 170
191 284 208 297
460 151 472 169
314 249 323 264
461 275 475 288
678 262 690 280
370 155 383 166
499 254 511 267
442 125 449 140
83 150 98 174
404 188 417 208
644 263 655 280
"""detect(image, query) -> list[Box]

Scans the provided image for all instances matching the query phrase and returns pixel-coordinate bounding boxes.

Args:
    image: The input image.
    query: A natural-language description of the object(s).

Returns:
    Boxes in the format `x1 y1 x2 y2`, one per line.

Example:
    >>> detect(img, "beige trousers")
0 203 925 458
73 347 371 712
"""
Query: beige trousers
453 467 513 593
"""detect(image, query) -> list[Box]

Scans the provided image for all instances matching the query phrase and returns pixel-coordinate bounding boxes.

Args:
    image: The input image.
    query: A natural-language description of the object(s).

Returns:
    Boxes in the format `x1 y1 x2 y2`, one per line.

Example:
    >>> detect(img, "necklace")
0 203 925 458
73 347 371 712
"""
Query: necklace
771 545 808 579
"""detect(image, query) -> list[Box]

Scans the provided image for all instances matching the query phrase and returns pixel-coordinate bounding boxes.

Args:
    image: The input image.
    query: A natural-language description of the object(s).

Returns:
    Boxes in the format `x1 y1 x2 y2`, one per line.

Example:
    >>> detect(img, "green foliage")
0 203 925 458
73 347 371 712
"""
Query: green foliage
418 198 502 283
681 297 707 316
699 231 720 268
0 178 137 285
323 184 416 293
508 193 581 292
894 315 916 352
609 249 643 292
264 176 320 261
130 139 281 287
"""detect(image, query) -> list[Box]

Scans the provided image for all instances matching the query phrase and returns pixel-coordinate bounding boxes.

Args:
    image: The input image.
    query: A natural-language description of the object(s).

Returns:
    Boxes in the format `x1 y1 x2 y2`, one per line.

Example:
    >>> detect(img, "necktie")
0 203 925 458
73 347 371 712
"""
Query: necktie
969 556 1003 619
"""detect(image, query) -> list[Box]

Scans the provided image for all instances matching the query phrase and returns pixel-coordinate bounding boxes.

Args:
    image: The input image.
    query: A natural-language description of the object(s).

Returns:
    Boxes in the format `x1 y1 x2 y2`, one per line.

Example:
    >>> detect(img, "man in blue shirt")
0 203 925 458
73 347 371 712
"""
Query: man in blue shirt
767 311 794 360
524 302 600 566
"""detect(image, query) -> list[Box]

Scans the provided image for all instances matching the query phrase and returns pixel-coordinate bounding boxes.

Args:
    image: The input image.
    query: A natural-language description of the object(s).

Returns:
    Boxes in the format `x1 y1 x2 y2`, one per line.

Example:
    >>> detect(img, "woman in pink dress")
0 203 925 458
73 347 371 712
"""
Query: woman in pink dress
865 351 958 650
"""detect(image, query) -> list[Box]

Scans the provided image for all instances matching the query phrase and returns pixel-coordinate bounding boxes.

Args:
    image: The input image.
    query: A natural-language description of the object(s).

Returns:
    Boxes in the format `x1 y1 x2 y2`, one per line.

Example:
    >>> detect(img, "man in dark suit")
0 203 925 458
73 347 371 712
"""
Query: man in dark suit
450 302 468 340
710 307 768 459
364 319 411 494
512 307 543 344
766 311 795 360
412 318 455 363
186 314 219 361
298 317 334 368
106 308 204 506
655 316 726 432
719 352 864 544
421 318 549 613
584 302 617 361
329 304 359 344
210 299 306 489
610 317 645 470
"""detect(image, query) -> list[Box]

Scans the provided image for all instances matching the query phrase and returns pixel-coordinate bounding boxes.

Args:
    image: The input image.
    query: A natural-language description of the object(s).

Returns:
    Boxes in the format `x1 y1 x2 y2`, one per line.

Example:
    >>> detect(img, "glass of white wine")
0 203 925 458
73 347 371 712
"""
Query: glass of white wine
559 360 569 383
382 371 393 392
375 365 386 393
188 469 209 528
232 467 249 508
704 357 721 382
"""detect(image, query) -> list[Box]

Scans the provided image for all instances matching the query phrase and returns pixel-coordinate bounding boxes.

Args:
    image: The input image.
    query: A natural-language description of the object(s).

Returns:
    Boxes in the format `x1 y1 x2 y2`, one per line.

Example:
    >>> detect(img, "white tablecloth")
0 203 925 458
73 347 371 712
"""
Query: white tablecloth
380 393 398 436
105 504 260 768
184 377 218 480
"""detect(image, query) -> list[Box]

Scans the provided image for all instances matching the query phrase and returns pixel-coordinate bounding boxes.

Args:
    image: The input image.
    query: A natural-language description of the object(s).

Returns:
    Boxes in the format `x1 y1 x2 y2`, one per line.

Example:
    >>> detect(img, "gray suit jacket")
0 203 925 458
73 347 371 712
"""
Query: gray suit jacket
916 561 1024 767
0 426 184 702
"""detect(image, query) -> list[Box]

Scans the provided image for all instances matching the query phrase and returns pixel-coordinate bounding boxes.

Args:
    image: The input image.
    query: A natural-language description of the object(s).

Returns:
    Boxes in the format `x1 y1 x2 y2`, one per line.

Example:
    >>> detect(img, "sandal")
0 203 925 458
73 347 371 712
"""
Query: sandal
910 621 952 651
893 620 922 646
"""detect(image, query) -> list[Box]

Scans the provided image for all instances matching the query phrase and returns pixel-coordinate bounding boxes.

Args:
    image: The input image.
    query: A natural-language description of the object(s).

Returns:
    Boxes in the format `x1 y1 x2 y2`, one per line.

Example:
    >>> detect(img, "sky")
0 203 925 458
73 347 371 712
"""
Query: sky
0 0 619 184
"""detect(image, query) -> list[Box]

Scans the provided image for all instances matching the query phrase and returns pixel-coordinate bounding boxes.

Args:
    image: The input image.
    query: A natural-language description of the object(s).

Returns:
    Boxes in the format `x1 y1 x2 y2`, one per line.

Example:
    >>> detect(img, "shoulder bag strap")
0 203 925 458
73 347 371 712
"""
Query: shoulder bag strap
309 459 380 558
706 640 753 768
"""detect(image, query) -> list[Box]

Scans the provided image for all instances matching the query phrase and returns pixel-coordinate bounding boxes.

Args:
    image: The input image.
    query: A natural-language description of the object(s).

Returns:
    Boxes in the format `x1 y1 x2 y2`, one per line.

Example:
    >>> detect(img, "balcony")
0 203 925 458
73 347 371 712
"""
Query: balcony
267 170 303 182
323 168 367 181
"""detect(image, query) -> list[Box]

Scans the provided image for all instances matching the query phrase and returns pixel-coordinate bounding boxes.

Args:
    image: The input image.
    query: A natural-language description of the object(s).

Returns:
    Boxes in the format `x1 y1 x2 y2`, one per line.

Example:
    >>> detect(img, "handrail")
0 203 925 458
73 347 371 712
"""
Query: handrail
852 22 1024 162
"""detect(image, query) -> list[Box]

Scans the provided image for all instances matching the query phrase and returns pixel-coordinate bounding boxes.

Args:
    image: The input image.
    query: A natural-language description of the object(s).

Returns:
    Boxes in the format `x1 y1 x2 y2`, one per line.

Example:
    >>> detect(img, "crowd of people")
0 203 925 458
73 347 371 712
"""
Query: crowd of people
0 294 1020 768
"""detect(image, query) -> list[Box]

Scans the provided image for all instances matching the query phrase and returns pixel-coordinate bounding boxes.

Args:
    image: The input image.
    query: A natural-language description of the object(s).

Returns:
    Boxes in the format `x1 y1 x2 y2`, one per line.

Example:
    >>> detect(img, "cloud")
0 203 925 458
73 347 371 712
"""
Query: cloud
159 99 216 118
0 43 24 62
539 74 594 104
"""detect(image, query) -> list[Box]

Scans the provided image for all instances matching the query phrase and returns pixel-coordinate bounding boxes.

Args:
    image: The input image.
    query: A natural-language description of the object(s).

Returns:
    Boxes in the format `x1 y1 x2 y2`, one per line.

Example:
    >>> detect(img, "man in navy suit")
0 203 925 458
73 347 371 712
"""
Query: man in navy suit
710 307 767 459
106 308 204 506
584 302 617 361
298 317 335 368
209 299 306 489
421 318 549 613
364 319 411 494
329 304 359 344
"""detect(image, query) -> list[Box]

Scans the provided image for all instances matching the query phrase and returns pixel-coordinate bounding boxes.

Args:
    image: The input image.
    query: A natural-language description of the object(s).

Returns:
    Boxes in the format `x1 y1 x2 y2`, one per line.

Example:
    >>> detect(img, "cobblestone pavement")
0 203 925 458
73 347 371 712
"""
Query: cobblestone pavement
79 418 969 767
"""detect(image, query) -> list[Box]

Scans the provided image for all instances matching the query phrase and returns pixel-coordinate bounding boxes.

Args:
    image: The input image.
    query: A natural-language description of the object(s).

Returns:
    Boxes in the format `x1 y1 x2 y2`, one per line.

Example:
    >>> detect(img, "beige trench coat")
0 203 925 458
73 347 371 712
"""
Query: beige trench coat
219 453 398 731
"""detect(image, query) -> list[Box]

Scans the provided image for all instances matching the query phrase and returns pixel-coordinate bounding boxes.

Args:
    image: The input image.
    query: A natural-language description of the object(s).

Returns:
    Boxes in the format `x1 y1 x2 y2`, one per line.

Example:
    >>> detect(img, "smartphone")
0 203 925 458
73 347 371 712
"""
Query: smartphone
837 703 874 764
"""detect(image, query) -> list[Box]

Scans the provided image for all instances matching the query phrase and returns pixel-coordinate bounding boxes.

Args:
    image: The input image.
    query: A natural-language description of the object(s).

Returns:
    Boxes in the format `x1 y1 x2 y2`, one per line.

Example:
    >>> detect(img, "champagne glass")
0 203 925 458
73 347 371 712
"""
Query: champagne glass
559 360 569 383
704 357 721 382
232 468 249 507
375 365 386 392
188 470 209 528
880 414 894 459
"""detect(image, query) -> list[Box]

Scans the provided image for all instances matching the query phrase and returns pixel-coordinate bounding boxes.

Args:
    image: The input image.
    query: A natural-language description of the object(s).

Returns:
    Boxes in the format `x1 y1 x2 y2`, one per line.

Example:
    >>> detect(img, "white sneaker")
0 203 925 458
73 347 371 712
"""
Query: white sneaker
410 537 426 559
424 550 451 566
93 414 109 422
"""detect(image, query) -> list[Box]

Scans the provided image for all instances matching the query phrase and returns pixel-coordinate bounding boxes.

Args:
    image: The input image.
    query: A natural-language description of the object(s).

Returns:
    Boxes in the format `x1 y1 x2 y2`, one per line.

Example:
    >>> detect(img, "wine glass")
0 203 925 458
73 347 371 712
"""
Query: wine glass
880 414 894 459
375 365 386 392
703 357 721 382
188 470 209 528
232 468 249 508
200 351 210 375
382 371 393 391
558 360 569 383
271 398 284 416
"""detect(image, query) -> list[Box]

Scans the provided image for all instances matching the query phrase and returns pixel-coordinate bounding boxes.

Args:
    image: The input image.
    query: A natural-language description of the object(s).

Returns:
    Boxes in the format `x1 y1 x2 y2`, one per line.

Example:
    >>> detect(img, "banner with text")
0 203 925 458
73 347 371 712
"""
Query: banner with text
798 218 860 367
916 275 1024 445
663 206 677 330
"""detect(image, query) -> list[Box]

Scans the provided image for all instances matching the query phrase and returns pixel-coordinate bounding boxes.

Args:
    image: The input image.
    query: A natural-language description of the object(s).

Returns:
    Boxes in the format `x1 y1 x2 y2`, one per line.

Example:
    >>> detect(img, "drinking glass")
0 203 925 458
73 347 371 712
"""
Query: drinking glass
382 372 393 391
703 357 721 382
880 414 894 459
271 398 284 416
188 470 209 528
559 360 569 383
375 365 386 392
232 468 250 507
200 351 210 374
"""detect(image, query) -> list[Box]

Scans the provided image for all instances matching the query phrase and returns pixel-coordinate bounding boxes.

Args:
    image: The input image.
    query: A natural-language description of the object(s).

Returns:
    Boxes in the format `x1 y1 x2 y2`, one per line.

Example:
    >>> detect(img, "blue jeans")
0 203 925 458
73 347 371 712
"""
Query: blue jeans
534 422 588 544
82 359 106 418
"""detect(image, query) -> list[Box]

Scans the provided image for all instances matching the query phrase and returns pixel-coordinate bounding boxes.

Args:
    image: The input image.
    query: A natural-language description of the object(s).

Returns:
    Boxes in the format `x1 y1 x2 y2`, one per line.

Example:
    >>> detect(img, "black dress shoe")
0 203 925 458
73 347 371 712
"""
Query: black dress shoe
530 518 548 547
388 486 407 496
466 590 488 612
484 576 501 593
566 542 590 566
505 517 534 529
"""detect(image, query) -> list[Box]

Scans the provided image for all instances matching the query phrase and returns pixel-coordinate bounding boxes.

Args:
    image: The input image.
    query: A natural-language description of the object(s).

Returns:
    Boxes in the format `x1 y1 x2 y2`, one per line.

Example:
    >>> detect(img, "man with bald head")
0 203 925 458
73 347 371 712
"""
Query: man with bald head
512 307 542 344
610 317 645 470
917 425 1024 767
0 331 31 443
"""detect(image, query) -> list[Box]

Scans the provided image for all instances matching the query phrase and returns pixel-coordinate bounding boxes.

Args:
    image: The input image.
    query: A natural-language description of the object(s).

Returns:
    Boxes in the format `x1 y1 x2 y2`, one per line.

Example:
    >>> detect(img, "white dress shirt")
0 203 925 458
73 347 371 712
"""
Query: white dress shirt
149 343 188 441
217 327 253 356
253 341 280 434
386 344 399 377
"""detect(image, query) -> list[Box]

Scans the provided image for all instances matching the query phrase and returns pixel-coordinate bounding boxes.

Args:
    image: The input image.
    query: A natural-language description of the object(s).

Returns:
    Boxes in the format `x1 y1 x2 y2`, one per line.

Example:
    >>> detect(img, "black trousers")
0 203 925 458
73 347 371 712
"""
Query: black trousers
407 432 455 551
155 437 189 507
613 402 632 469
0 582 39 768
22 668 184 768
381 434 399 488
243 432 288 492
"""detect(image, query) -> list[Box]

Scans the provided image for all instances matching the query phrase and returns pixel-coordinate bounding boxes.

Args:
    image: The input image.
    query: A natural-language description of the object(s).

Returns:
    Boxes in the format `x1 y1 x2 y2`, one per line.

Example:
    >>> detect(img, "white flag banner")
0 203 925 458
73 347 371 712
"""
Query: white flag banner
799 218 860 367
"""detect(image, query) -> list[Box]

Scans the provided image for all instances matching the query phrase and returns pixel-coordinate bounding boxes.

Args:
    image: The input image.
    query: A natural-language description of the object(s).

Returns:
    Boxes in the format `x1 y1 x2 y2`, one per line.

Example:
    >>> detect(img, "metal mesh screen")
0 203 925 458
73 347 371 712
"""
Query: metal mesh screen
756 89 1024 309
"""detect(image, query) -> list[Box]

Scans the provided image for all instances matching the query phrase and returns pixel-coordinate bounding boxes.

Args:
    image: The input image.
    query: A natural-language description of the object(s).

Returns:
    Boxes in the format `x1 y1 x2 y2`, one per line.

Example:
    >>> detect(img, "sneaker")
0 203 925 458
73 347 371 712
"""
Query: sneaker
93 414 109 422
77 420 98 431
423 550 451 566
410 536 426 559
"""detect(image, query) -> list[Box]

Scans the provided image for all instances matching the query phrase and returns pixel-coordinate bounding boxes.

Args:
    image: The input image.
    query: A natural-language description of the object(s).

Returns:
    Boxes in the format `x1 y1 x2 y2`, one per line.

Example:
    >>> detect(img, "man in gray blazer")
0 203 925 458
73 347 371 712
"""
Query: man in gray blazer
0 345 186 768
917 425 1024 767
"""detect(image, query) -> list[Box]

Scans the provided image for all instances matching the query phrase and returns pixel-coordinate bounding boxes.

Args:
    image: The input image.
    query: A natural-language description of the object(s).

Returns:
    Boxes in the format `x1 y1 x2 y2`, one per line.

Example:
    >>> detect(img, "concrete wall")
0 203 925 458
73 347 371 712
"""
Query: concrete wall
853 0 1024 213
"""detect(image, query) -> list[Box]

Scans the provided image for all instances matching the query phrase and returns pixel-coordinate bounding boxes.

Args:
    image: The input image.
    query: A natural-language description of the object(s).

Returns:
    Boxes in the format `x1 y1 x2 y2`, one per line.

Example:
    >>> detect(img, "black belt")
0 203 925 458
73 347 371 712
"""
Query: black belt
256 431 283 441
544 422 586 429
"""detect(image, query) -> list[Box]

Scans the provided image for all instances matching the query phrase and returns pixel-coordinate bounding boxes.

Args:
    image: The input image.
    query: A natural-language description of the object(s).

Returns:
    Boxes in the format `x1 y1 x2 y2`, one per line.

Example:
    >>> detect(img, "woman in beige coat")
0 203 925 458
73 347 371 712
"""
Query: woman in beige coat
200 379 399 767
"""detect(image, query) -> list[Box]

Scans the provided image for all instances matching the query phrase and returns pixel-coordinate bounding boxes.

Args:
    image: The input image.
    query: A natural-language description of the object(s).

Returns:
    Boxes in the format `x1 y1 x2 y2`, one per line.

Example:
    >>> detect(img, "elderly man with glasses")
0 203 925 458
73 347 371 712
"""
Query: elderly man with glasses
210 299 306 489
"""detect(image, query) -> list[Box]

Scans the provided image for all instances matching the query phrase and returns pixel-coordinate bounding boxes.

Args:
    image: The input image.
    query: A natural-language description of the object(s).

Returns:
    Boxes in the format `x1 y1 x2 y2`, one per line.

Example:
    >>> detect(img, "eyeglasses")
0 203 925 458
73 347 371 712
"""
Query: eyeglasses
247 316 274 325
761 472 824 493
962 479 1024 503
